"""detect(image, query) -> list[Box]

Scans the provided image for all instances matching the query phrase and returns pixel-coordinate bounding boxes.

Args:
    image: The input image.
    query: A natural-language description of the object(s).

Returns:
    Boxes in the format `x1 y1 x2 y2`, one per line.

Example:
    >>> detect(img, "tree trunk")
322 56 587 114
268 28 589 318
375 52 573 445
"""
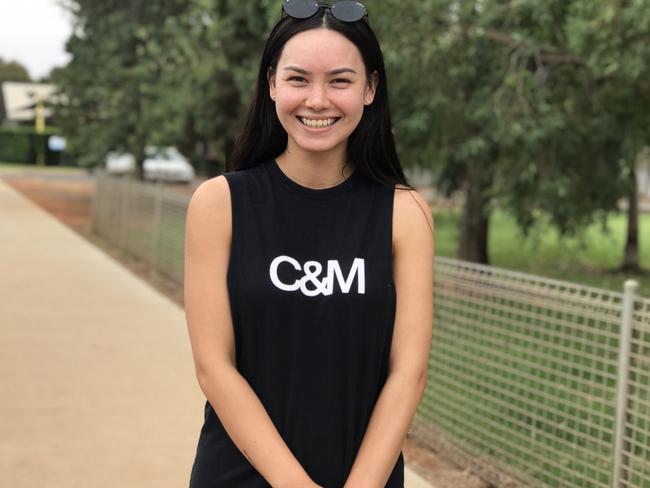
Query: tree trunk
621 163 641 272
128 0 146 182
134 146 145 181
458 163 491 264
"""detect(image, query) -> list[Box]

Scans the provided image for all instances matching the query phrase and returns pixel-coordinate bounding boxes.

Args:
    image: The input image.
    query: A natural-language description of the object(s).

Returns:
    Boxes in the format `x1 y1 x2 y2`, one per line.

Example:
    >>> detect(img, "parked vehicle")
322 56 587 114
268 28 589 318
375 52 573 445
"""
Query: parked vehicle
142 146 195 183
104 146 195 183
104 151 136 175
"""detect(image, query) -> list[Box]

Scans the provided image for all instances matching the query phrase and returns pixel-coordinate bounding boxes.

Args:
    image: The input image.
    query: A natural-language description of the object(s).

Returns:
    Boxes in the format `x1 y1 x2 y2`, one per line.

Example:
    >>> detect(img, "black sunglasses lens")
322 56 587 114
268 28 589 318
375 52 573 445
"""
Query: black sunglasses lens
283 0 319 19
330 1 367 22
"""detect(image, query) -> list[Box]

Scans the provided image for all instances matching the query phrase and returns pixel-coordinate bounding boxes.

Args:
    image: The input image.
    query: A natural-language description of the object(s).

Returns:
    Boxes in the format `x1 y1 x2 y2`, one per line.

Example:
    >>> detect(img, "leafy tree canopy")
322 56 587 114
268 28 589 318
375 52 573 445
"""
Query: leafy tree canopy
0 57 31 83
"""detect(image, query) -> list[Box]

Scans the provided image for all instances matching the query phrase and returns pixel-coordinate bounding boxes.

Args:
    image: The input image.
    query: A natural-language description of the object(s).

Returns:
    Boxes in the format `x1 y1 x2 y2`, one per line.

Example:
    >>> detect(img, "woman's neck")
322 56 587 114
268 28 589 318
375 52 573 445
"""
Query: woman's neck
275 145 353 190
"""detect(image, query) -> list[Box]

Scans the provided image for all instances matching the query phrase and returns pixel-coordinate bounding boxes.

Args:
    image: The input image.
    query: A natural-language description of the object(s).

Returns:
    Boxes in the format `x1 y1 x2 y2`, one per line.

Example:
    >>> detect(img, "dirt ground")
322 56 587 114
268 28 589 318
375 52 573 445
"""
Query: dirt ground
1 169 489 488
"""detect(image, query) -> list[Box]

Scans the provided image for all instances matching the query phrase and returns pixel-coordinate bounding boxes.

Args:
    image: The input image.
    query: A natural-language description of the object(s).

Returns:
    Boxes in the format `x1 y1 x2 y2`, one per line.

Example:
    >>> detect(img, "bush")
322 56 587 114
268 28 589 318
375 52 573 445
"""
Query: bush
0 126 69 165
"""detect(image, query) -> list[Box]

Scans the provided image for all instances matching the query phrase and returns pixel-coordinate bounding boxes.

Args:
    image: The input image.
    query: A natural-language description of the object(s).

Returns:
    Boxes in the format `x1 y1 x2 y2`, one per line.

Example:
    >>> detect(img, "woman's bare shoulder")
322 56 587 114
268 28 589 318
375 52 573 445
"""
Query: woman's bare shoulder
186 175 232 244
392 183 434 255
190 175 231 214
192 175 230 204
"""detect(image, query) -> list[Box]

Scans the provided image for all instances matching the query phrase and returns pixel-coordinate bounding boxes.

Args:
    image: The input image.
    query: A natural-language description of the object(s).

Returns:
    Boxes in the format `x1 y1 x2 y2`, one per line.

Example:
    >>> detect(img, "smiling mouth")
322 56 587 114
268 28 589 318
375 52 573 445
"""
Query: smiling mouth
297 116 341 128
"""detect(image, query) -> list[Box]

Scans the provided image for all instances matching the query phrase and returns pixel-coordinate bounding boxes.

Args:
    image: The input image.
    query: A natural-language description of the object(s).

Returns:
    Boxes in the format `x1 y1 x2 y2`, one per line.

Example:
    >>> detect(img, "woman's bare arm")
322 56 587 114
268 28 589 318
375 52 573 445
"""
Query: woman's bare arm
184 176 321 488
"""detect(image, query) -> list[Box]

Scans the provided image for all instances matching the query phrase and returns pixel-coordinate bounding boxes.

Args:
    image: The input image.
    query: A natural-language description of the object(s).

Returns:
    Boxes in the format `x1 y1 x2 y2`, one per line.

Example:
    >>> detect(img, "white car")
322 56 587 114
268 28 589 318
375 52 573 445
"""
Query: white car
143 146 195 183
104 146 195 183
105 151 136 175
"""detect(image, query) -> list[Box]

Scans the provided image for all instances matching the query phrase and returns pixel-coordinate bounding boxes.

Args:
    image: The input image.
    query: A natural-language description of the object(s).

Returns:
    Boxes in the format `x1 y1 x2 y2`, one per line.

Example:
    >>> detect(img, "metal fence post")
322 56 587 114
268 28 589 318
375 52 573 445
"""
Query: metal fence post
119 177 130 249
611 279 638 488
89 171 100 235
151 180 163 274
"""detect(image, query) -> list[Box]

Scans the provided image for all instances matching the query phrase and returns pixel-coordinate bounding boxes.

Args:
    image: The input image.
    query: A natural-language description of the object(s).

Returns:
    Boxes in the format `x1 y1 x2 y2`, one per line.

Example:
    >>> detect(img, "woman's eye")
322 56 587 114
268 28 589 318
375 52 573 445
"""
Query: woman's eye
286 77 351 85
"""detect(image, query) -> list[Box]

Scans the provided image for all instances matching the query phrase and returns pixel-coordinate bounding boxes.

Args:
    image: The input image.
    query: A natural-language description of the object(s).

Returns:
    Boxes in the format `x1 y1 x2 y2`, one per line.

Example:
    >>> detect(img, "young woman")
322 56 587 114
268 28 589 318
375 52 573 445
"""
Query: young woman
184 1 434 487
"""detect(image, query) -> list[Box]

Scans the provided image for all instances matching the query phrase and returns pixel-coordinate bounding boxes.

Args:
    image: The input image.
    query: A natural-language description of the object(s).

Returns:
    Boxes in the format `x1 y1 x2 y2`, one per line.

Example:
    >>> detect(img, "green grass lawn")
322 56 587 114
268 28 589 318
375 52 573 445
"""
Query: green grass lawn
433 208 650 297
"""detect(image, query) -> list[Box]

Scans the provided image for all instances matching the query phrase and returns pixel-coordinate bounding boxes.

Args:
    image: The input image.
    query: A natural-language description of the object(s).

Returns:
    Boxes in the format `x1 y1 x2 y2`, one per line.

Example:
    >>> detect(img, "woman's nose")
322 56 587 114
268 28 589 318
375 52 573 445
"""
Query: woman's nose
305 84 330 110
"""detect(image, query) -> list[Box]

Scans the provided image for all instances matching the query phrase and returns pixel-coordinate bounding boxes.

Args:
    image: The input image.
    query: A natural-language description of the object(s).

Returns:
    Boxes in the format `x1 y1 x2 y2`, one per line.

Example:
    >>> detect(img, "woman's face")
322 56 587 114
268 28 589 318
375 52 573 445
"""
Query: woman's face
268 28 378 158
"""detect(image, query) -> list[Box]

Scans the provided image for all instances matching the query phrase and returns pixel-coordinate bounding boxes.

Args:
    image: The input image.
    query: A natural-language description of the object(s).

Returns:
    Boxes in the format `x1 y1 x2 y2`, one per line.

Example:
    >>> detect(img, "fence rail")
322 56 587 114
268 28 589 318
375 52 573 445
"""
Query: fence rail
92 172 650 488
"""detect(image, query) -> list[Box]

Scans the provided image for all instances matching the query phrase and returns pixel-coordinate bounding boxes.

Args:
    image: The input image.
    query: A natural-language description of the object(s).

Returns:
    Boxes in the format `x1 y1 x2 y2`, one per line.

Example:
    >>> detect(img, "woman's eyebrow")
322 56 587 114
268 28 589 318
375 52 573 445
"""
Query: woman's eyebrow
283 66 357 75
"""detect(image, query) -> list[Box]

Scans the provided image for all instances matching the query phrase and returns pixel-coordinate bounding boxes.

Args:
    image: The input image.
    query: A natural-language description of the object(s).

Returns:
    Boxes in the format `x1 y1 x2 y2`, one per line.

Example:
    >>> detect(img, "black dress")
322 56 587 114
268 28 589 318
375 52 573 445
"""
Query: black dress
189 158 403 487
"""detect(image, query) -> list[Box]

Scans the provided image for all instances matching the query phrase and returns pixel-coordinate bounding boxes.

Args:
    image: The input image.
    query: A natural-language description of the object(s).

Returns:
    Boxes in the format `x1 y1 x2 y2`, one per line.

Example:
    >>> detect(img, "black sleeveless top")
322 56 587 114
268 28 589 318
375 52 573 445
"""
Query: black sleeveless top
189 158 403 488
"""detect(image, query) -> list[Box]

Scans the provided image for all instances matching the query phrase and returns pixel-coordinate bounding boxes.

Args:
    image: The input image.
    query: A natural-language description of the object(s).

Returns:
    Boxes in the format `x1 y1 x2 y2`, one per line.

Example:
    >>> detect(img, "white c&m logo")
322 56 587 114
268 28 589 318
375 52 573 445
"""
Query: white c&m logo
269 255 365 297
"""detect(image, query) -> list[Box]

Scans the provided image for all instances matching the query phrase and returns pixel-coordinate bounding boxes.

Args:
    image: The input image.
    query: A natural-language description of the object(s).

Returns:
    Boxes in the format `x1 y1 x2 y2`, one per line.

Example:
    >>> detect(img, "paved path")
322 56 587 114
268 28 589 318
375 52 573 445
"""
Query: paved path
0 178 434 488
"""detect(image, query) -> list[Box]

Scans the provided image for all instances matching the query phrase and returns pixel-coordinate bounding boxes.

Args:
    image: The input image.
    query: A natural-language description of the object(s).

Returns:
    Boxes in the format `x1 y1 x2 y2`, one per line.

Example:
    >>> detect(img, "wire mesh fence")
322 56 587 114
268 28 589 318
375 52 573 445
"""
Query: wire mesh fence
91 171 188 284
412 259 649 488
92 172 650 488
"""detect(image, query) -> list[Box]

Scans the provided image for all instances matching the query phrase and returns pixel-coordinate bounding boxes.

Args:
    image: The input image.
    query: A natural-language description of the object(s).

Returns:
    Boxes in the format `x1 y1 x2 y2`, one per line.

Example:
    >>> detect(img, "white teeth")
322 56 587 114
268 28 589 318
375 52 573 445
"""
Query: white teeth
299 117 337 128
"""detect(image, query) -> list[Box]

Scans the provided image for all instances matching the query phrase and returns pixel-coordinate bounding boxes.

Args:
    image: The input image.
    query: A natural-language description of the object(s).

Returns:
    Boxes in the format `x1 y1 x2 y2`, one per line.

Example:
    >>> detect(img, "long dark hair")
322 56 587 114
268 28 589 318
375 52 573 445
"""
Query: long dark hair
229 6 413 191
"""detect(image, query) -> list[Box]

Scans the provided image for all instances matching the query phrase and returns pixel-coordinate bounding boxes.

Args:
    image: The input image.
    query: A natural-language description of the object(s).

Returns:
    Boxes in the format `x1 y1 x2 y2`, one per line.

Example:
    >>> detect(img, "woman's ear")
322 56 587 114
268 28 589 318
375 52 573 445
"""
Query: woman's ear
364 70 379 105
267 68 277 101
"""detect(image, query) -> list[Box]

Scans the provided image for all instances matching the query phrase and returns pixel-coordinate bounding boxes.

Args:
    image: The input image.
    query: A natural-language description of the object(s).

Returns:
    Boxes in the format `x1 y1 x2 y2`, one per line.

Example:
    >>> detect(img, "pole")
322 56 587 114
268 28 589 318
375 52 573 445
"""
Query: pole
611 279 638 487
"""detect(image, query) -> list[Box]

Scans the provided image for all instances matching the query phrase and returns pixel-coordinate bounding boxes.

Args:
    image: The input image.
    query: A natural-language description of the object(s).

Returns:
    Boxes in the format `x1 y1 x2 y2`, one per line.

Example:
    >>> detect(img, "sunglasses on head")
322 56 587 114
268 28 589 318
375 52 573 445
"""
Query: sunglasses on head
281 0 369 23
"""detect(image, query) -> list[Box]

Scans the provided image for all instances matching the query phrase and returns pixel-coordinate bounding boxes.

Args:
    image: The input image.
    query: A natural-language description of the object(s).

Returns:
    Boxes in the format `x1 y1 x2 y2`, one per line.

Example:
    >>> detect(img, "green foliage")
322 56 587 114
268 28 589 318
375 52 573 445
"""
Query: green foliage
373 0 650 243
0 126 63 164
0 57 31 83
0 129 31 162
55 0 278 169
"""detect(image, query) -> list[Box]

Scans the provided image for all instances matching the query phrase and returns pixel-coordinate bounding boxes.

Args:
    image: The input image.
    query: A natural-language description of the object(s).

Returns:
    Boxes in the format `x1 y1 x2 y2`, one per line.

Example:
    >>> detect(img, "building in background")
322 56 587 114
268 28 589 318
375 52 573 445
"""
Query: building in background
0 81 69 166
0 81 59 127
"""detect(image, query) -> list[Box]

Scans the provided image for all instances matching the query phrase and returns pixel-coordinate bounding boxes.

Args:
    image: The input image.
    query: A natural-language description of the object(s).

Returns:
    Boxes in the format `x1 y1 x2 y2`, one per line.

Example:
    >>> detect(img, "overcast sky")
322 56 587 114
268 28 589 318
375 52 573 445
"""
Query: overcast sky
0 0 73 80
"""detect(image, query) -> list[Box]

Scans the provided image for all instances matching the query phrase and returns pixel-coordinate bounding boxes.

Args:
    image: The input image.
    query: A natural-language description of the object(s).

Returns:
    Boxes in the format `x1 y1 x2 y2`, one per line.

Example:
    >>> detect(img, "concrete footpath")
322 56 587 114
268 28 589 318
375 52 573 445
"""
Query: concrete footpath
0 177 434 488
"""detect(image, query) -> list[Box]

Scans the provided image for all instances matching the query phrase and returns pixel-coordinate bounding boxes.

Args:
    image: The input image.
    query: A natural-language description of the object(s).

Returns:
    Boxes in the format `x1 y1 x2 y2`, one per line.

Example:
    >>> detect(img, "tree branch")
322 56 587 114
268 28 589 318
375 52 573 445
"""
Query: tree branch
482 28 587 67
